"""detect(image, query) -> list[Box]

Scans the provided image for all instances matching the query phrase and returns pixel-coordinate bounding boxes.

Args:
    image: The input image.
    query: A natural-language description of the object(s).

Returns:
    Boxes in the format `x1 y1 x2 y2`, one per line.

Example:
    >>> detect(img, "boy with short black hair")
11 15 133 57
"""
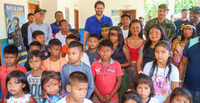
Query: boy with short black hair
61 41 94 99
0 45 27 101
42 39 68 72
91 39 123 103
85 34 99 65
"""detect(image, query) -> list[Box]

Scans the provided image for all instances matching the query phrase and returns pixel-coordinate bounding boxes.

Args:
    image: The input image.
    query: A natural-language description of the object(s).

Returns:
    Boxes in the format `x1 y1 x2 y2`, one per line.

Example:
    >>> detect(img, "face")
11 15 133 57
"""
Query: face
67 82 88 103
149 28 162 42
48 45 62 58
158 8 168 19
95 4 104 16
122 16 131 27
98 46 113 62
29 46 41 52
43 78 61 96
181 11 188 19
124 99 138 103
155 46 171 64
109 30 119 44
183 26 193 38
171 95 190 103
139 18 144 22
34 11 45 21
7 77 25 96
28 15 35 23
68 47 83 64
66 39 76 48
4 54 18 67
130 22 141 36
136 84 151 100
189 11 200 23
148 17 152 20
59 21 69 32
88 37 99 49
29 56 43 71
33 35 45 45
55 12 63 22
101 29 109 38
13 19 19 27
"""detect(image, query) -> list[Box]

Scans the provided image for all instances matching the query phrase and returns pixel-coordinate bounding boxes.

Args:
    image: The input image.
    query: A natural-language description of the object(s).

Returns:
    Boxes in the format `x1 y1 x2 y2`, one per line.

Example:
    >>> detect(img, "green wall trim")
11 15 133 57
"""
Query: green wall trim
79 28 84 31
0 38 8 44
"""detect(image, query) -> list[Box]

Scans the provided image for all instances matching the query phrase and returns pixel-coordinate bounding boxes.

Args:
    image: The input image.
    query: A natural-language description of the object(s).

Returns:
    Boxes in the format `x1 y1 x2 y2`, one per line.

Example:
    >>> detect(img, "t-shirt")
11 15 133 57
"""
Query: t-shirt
173 19 190 38
61 62 94 98
85 50 98 65
61 45 68 57
0 64 27 101
26 71 41 102
7 94 31 103
147 97 159 103
55 31 67 46
57 96 92 103
196 22 200 36
120 26 129 39
143 61 179 103
183 37 200 91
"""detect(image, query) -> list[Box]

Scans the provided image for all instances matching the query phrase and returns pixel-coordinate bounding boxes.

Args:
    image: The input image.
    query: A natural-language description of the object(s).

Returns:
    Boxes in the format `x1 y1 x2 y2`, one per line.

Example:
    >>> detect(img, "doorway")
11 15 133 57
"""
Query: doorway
120 9 136 21
28 2 39 14
74 9 79 30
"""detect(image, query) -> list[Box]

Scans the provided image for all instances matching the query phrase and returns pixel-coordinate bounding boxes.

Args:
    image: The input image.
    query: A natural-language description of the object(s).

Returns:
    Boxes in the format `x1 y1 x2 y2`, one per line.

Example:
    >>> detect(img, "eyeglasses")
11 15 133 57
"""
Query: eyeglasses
109 32 118 37
39 13 45 15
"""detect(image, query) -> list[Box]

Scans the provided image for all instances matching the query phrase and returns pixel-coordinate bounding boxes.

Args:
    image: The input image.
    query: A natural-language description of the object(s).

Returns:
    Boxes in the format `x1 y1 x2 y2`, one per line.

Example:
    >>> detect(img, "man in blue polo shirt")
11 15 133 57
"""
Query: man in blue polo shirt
179 36 200 103
82 1 113 50
189 6 200 36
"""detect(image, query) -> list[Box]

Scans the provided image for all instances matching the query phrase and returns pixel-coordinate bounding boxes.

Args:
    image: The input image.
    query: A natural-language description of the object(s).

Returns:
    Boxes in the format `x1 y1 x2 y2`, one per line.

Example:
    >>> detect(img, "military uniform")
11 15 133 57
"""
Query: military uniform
189 6 200 36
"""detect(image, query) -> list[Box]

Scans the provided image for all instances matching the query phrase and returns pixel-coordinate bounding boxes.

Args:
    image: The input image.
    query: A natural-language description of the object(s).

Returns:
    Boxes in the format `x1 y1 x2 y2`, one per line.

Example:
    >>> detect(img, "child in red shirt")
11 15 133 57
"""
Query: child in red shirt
0 45 27 102
91 39 124 103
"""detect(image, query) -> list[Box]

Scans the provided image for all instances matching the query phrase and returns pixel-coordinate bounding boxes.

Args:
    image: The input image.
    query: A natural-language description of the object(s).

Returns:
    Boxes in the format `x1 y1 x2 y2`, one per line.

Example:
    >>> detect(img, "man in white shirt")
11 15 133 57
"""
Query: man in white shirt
121 13 131 39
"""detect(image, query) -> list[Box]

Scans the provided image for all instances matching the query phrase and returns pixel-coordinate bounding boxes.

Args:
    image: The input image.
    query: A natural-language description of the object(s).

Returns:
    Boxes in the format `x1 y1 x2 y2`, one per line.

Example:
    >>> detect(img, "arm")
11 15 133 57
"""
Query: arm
93 75 105 103
28 96 37 103
136 54 143 73
61 67 66 91
3 98 6 103
83 31 89 51
171 39 179 67
45 25 53 45
21 24 27 39
28 25 33 45
121 46 132 67
164 81 179 103
169 22 177 42
178 57 188 87
85 68 94 98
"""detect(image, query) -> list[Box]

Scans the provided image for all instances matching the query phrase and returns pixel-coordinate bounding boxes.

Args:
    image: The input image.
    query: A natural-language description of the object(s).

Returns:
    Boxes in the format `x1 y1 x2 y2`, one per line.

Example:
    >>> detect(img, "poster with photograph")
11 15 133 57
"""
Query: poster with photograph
111 10 120 16
4 4 27 64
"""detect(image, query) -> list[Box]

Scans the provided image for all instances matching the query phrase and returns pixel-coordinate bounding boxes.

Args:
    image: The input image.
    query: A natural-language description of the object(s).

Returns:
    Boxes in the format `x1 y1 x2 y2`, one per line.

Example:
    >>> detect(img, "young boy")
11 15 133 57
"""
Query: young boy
42 39 68 72
0 45 27 101
32 30 50 60
61 41 94 99
26 50 43 102
91 39 123 103
58 72 92 103
85 34 99 65
55 19 69 46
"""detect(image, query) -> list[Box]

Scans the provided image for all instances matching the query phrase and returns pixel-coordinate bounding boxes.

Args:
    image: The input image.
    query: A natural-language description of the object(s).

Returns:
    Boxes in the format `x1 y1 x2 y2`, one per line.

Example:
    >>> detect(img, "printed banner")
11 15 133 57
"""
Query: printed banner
111 10 120 16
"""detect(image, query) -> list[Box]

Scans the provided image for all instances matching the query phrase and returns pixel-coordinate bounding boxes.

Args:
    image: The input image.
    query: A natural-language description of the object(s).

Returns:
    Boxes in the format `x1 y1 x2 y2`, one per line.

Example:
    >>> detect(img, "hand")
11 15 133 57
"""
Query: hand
98 95 105 103
104 94 112 103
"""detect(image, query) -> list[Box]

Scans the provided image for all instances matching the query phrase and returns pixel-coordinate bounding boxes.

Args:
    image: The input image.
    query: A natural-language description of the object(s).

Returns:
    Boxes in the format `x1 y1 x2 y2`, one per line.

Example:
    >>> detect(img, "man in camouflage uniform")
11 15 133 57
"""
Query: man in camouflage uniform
144 4 176 42
189 6 200 36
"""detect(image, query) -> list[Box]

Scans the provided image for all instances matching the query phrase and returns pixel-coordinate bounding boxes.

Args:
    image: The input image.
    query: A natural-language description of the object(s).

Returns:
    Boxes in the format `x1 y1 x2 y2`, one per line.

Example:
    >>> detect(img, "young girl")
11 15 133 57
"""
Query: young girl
143 40 179 103
4 70 36 103
38 71 68 103
137 24 167 74
170 87 192 103
135 74 159 103
171 23 197 67
100 24 111 41
121 91 142 103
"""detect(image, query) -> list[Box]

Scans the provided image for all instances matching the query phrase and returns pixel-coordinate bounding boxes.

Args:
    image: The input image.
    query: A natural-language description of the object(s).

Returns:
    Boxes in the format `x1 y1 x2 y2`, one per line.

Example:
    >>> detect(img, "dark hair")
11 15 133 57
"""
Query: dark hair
139 17 144 19
69 29 80 41
6 71 30 99
88 33 100 41
27 13 34 18
59 19 68 26
94 1 105 8
3 45 18 56
41 71 61 102
135 74 154 97
127 19 143 39
100 24 111 39
32 30 44 39
181 9 188 12
68 71 88 86
13 16 19 22
28 50 43 61
144 24 167 53
121 91 142 103
170 87 192 103
29 41 42 49
98 39 113 50
48 39 62 48
55 11 63 17
149 16 152 18
109 26 124 52
66 34 79 42
68 41 83 52
178 22 197 41
150 40 172 80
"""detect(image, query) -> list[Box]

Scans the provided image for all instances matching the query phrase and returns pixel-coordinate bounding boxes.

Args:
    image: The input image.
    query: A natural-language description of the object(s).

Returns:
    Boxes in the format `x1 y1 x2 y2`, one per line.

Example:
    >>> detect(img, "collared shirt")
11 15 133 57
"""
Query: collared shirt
174 19 190 38
55 31 67 46
28 22 52 45
84 15 113 37
50 21 72 34
196 22 200 36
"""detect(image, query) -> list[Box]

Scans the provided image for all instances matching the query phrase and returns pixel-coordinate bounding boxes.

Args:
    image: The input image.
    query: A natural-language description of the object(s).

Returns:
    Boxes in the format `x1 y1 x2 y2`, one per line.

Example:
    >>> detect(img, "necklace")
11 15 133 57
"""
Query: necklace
49 58 62 72
30 69 43 85
69 62 82 73
130 37 142 49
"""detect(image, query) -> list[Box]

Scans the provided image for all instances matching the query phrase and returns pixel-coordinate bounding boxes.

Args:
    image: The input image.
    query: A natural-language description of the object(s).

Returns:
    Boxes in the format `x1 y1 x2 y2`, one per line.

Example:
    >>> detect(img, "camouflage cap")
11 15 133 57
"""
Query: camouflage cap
158 4 169 11
189 6 200 13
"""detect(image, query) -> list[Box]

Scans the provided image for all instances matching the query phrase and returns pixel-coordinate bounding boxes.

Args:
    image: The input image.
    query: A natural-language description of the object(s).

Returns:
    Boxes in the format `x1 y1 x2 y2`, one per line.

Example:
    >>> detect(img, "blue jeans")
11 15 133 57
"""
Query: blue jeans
183 84 200 103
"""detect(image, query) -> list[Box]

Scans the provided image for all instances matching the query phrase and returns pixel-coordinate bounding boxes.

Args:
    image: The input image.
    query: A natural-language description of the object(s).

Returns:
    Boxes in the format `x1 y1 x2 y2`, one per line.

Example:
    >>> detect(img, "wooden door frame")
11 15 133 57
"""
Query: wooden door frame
74 9 79 30
120 9 137 21
28 2 40 13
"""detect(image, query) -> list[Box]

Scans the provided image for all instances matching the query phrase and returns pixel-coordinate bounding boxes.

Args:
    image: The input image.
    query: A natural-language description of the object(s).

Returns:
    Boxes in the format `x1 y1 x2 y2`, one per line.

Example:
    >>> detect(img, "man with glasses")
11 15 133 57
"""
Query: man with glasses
28 8 52 45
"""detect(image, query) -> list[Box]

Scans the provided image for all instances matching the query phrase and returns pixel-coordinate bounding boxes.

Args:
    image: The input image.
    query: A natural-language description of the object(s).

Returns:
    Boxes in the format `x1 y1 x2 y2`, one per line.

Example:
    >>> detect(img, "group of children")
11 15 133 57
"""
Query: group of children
0 19 196 103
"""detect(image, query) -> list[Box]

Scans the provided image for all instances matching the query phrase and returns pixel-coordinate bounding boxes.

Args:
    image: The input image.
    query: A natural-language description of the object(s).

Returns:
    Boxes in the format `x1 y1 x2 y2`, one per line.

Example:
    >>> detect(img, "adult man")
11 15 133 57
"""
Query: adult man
189 6 200 36
148 16 152 21
121 13 131 39
82 1 113 50
174 9 189 38
28 8 52 45
21 13 35 51
139 17 144 27
51 11 71 35
144 4 176 41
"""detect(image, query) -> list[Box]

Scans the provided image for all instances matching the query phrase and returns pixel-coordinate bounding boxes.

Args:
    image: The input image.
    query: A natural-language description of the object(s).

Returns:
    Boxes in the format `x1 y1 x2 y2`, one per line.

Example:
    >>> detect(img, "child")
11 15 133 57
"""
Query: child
143 40 179 103
61 41 94 98
0 45 27 101
170 87 192 103
4 70 36 103
58 71 92 103
32 30 50 60
67 29 81 41
121 91 142 103
135 74 159 103
100 24 111 41
91 39 124 103
85 34 99 65
42 39 68 72
38 71 68 103
26 50 43 102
